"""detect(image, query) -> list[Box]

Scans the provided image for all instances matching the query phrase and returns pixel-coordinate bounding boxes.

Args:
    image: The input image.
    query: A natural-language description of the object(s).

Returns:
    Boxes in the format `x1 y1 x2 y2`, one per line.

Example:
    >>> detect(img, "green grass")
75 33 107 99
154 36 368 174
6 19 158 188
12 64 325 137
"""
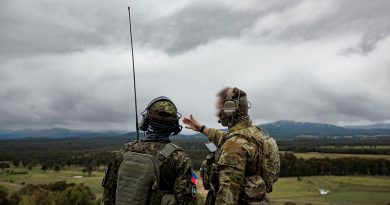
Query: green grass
319 145 390 150
293 152 390 160
324 191 390 205
2 167 390 205
268 176 390 205
0 166 105 196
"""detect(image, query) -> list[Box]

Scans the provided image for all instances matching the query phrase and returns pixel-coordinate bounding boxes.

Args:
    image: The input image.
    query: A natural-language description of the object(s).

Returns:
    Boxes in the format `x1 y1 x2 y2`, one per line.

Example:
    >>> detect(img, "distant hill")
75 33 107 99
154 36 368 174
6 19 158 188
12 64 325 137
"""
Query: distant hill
0 128 207 140
261 120 390 138
344 123 390 130
0 128 126 140
1 121 390 140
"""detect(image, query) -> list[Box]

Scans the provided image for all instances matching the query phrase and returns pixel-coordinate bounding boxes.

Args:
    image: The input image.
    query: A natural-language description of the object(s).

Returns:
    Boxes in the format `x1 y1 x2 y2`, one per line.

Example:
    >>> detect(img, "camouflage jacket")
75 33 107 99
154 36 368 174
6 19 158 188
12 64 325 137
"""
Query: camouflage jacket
206 120 264 205
102 140 196 205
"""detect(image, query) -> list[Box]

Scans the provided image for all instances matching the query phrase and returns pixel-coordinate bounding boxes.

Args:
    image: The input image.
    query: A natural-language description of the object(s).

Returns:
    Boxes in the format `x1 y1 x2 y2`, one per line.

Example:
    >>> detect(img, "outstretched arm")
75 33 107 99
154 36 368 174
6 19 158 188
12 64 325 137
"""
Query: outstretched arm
183 115 226 144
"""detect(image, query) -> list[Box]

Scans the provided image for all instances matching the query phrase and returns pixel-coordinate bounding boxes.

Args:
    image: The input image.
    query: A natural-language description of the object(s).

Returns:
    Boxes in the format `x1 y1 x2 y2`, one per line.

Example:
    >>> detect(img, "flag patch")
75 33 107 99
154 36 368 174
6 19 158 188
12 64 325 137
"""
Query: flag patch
191 171 197 185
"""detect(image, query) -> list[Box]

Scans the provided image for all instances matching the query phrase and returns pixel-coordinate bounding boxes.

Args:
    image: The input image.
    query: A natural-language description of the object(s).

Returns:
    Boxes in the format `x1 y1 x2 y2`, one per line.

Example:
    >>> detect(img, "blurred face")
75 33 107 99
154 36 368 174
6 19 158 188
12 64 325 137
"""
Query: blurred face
215 97 224 116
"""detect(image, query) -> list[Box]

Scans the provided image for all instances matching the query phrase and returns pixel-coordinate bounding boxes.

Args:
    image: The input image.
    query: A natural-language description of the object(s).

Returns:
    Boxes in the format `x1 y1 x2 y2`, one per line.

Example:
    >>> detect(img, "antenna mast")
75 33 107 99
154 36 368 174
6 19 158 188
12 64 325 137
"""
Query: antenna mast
128 7 140 140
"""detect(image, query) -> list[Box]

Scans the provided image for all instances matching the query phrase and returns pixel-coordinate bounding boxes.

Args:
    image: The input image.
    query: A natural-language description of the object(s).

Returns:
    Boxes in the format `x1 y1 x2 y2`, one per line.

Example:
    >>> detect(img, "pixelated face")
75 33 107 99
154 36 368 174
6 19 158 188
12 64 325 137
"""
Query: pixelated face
215 97 224 116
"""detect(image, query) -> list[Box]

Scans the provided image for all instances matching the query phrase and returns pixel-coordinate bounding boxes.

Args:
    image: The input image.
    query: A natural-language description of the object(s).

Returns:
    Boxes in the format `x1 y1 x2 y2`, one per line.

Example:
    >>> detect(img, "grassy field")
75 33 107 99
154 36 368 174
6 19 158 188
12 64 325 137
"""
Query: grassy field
319 145 390 150
293 152 390 160
2 167 390 205
0 166 105 197
268 176 390 205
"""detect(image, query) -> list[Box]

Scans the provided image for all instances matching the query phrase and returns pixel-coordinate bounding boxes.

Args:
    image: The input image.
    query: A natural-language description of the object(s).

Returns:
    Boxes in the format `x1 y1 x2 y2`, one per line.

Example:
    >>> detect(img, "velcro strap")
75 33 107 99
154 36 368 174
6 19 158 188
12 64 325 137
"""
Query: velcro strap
157 143 182 163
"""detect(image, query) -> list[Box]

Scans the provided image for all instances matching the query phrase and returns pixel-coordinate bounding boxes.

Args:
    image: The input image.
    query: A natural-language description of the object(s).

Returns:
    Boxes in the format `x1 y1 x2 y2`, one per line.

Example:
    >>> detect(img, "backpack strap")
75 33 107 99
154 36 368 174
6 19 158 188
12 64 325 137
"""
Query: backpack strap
157 143 183 164
256 126 270 139
229 127 266 176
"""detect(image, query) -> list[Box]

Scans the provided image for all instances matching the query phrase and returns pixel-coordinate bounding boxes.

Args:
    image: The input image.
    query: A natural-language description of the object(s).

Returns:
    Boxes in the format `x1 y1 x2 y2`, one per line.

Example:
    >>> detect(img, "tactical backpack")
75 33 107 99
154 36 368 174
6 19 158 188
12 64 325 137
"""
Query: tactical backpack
114 143 181 205
256 127 280 192
230 126 280 193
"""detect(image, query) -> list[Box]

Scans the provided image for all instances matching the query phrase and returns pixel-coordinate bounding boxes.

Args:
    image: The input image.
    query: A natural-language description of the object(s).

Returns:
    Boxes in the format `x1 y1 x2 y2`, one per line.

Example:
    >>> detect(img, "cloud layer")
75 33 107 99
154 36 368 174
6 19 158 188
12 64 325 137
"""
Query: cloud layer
0 0 389 131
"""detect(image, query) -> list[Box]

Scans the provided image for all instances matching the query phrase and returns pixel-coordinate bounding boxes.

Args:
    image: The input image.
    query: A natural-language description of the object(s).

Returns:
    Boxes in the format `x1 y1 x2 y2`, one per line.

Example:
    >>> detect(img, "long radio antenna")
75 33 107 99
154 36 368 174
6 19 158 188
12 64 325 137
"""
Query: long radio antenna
128 7 140 140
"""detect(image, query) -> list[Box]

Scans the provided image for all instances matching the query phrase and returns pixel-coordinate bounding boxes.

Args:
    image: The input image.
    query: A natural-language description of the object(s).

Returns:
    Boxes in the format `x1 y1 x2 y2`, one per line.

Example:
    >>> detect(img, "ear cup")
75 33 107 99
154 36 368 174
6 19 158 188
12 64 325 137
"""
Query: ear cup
139 116 149 131
172 122 183 136
223 100 237 116
222 87 238 116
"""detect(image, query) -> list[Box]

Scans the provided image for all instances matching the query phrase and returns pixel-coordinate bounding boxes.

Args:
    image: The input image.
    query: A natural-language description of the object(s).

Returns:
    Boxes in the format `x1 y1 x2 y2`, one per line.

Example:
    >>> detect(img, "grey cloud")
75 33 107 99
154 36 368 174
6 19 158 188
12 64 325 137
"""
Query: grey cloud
0 62 134 129
250 71 390 125
1 0 389 57
341 32 389 55
135 5 259 54
252 0 390 55
0 0 389 130
0 0 299 57
0 84 135 129
132 1 301 54
0 1 125 57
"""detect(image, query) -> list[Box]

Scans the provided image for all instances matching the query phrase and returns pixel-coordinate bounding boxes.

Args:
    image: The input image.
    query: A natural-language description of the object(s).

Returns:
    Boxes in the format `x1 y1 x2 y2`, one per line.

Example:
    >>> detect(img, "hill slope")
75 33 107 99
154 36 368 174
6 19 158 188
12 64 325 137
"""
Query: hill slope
0 128 125 140
261 120 390 138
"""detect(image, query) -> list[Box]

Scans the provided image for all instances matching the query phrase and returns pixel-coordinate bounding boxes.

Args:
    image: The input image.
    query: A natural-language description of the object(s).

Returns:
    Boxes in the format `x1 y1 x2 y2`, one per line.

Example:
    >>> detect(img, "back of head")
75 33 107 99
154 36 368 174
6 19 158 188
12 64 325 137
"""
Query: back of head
139 96 182 138
148 100 178 124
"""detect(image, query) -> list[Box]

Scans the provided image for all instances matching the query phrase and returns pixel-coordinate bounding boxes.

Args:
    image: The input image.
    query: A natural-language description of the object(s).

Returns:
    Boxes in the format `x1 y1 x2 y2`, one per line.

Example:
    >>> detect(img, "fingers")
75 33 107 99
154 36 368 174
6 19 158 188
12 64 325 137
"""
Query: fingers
182 114 200 131
182 117 192 125
183 114 195 124
184 125 196 131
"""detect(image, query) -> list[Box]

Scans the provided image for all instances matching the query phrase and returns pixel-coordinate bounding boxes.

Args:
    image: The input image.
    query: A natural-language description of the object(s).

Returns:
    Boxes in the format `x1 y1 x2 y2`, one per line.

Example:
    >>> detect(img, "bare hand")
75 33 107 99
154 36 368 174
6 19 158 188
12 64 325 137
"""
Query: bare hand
182 114 202 132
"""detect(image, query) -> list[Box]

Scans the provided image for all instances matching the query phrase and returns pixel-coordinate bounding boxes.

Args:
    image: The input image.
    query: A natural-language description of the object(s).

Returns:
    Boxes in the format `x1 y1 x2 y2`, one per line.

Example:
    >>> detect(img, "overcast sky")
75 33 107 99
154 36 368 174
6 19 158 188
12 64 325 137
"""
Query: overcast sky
1 0 389 132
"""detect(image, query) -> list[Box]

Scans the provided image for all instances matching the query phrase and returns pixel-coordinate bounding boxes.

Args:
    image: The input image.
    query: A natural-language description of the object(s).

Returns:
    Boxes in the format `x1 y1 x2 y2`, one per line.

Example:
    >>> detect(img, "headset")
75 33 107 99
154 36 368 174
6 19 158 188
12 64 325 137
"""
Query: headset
222 87 241 117
139 96 182 135
222 87 251 115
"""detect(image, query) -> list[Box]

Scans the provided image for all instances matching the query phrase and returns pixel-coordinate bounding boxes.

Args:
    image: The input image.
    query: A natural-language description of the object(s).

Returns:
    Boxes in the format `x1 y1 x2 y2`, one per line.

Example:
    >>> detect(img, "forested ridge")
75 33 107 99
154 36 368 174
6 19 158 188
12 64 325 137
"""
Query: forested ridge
1 136 389 177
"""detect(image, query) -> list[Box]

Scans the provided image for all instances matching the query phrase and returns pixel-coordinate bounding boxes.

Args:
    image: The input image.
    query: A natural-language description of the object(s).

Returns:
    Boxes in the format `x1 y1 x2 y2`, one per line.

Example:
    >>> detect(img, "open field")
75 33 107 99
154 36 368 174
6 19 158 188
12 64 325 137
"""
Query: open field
2 166 390 205
319 145 390 150
293 152 390 160
268 176 390 205
0 166 105 197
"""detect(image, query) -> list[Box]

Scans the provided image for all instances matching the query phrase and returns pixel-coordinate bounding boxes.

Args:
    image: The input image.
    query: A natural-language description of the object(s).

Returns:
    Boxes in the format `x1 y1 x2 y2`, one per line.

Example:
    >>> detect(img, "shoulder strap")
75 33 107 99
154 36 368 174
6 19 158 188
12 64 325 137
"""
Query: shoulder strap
229 126 266 174
256 126 270 138
229 127 264 145
157 143 182 164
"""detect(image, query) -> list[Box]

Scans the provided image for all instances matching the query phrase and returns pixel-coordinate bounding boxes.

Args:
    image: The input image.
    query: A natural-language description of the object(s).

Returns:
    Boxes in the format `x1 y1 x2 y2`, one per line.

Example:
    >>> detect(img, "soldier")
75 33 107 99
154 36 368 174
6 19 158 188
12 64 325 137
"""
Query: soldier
183 87 279 205
102 96 197 205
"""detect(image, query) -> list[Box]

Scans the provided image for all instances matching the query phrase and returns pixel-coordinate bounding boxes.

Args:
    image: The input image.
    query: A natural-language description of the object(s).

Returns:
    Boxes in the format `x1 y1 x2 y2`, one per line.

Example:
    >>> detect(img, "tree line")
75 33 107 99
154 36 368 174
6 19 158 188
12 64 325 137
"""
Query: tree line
0 181 98 205
280 152 390 177
280 146 390 155
1 136 390 175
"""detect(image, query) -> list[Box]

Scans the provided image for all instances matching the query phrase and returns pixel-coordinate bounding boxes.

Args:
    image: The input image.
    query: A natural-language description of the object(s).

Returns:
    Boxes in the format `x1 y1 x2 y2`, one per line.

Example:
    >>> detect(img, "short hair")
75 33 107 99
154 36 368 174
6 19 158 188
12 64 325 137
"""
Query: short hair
217 87 247 100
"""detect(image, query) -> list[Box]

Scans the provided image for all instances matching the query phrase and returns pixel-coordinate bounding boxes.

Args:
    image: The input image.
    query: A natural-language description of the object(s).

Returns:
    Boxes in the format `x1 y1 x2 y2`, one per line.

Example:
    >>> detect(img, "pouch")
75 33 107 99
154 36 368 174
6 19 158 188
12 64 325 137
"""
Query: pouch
242 175 266 201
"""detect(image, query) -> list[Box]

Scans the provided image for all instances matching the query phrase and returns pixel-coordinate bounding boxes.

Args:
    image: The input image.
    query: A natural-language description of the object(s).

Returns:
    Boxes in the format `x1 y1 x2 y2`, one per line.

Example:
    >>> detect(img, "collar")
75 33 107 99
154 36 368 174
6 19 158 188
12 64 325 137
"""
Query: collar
228 118 252 132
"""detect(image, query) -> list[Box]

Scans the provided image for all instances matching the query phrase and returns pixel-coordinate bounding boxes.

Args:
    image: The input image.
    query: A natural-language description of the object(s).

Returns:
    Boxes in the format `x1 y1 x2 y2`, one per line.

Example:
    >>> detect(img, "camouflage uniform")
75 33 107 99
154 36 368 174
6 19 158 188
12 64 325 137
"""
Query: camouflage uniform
206 119 266 205
102 98 196 205
102 140 196 205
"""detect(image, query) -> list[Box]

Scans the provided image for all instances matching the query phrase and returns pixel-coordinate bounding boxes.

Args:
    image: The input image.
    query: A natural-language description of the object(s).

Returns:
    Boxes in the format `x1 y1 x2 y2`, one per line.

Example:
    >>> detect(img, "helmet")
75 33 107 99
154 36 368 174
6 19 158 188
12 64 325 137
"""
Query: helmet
139 96 182 135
